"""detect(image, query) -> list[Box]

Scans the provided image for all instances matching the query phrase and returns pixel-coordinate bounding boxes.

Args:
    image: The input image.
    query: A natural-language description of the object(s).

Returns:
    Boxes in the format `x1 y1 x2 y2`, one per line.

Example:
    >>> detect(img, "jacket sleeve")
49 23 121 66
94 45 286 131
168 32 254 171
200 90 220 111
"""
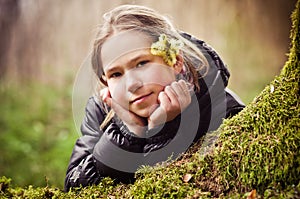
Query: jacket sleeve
64 96 105 191
64 97 142 191
225 88 245 118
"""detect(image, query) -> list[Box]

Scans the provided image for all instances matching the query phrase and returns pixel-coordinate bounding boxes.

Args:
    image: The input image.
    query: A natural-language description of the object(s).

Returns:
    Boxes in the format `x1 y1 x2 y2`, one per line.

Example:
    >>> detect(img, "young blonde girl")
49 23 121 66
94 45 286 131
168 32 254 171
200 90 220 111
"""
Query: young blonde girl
65 4 244 191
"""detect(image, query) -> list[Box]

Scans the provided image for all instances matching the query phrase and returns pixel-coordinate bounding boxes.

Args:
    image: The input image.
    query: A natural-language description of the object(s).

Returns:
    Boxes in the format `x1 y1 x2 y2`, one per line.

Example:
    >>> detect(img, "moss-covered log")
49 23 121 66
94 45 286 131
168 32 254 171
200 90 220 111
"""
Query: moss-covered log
1 0 299 198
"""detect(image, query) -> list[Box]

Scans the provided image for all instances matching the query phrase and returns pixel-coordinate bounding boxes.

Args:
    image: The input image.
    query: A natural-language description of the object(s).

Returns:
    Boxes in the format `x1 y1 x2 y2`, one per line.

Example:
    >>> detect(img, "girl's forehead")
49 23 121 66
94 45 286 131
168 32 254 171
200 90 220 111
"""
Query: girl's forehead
101 31 152 68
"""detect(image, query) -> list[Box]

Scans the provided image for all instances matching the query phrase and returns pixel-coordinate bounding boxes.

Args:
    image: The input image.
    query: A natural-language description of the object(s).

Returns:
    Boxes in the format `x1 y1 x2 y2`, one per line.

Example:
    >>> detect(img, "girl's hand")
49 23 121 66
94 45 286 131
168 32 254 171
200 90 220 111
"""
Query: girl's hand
148 80 191 129
100 88 147 136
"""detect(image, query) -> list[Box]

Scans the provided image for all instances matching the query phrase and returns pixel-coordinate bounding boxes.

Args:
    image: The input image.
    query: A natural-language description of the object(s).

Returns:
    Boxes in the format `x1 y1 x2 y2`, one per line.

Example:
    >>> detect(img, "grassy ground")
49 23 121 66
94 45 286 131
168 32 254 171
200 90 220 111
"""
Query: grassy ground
0 1 299 198
0 82 78 189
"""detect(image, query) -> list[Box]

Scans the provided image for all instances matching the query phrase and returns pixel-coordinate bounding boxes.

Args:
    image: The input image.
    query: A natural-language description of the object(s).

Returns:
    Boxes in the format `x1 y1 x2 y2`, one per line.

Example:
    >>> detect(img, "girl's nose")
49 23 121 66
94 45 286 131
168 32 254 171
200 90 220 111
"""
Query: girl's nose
125 71 143 93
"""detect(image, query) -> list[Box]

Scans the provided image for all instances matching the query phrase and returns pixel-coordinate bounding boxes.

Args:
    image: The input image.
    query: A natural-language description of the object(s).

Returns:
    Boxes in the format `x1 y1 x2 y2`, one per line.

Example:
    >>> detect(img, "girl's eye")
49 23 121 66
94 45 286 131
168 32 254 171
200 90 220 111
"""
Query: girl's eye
109 72 122 79
136 60 149 68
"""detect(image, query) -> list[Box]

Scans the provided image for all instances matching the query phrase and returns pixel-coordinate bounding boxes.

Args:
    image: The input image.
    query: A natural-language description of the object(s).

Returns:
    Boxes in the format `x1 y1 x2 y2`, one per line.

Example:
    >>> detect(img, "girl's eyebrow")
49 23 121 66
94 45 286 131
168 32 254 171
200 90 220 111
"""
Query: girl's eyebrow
128 52 149 64
105 51 150 74
104 66 119 75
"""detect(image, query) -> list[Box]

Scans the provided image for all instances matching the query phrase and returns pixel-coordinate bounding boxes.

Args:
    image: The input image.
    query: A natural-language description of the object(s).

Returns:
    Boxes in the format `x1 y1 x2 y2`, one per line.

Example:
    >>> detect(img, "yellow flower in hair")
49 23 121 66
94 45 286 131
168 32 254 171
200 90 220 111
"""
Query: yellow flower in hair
151 34 183 66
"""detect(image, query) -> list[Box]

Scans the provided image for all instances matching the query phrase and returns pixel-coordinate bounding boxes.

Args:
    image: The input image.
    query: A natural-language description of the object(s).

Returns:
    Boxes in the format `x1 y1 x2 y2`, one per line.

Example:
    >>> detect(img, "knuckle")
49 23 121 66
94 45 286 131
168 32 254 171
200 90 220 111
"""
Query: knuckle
171 81 178 86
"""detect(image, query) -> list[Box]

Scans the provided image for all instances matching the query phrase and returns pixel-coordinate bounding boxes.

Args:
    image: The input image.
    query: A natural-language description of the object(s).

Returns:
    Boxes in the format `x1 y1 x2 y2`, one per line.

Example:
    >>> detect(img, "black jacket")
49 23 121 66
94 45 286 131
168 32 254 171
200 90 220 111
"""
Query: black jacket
64 33 245 191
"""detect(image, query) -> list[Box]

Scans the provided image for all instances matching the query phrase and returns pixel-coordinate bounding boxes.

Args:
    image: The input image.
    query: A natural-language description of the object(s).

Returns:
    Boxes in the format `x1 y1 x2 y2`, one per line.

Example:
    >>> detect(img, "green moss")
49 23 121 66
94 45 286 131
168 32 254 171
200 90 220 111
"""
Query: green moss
1 1 299 198
213 0 300 195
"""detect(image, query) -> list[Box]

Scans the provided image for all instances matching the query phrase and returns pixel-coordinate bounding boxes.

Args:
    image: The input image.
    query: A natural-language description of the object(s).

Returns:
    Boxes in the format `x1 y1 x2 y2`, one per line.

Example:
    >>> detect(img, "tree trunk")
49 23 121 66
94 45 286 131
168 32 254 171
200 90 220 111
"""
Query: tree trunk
0 0 19 80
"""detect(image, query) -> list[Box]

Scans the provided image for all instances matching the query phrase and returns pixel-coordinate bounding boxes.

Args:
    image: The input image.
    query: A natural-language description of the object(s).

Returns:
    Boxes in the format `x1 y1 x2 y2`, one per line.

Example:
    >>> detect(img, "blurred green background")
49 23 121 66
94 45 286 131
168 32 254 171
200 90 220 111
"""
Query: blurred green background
0 0 296 189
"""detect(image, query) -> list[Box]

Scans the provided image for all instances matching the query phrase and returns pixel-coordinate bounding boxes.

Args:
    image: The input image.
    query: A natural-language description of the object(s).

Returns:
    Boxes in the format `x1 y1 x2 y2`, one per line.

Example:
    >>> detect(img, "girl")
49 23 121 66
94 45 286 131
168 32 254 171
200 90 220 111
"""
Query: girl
65 4 244 191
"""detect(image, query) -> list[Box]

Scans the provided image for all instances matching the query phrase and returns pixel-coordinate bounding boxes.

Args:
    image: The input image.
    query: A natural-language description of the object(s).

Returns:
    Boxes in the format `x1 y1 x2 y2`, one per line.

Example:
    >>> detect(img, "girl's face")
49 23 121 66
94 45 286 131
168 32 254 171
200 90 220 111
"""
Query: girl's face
101 31 181 118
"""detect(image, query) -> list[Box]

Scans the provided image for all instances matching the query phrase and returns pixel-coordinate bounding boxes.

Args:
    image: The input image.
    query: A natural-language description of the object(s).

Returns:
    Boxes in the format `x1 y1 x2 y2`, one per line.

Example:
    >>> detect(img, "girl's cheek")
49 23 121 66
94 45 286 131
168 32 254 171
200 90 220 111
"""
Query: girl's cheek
110 85 124 102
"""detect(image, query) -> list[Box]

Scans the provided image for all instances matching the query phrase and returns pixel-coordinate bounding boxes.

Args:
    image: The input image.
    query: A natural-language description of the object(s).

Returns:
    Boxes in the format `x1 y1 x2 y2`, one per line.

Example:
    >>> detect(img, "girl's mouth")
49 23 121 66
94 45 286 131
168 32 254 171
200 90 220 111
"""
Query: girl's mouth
131 92 153 104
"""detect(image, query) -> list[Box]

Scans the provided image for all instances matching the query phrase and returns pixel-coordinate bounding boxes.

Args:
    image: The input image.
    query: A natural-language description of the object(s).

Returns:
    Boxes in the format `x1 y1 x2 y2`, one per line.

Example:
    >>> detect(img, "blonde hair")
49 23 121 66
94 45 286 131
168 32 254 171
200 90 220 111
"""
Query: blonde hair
91 5 209 129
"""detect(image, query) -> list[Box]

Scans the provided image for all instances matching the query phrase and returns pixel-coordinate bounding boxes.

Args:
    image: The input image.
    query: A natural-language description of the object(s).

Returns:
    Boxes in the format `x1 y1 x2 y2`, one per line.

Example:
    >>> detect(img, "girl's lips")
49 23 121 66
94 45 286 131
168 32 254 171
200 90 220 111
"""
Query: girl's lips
131 92 153 104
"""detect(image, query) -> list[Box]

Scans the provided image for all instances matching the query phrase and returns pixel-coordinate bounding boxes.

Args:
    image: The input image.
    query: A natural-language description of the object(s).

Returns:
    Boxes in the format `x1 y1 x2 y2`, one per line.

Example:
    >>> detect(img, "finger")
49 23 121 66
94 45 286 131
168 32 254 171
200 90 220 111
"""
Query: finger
178 80 190 96
164 86 179 106
148 103 160 115
171 80 187 97
170 81 191 108
148 104 167 127
158 91 171 108
99 88 105 99
105 96 112 107
100 88 111 102
170 82 187 106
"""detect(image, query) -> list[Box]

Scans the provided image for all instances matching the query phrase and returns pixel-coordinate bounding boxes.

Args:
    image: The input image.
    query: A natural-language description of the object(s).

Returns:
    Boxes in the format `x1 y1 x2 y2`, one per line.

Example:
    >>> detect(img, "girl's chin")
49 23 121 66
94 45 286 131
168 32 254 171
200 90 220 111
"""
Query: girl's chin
133 104 159 118
134 111 151 118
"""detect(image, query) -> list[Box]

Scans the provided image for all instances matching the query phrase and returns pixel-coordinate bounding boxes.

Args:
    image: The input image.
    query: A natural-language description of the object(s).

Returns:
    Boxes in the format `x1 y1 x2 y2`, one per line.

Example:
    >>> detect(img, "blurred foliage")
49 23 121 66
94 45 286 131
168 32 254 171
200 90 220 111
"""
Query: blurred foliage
0 81 78 188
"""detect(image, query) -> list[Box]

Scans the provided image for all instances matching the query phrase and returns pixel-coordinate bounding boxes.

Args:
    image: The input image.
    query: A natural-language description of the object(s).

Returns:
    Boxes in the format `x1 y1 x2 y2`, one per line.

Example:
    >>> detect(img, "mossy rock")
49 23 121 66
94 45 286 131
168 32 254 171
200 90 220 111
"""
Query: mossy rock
1 1 299 198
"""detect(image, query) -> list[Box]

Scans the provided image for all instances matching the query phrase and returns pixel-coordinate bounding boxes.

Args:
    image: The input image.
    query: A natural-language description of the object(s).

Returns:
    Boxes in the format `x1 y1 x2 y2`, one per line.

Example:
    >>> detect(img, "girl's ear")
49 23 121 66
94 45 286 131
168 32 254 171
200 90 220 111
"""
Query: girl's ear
173 54 184 74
